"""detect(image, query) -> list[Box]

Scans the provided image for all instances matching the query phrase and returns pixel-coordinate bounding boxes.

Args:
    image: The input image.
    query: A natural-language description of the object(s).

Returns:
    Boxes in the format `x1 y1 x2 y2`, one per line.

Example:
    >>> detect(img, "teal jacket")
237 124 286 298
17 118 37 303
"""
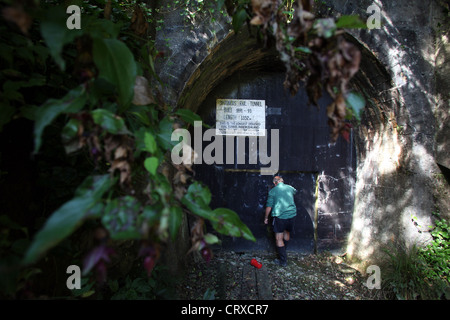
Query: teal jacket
265 182 297 219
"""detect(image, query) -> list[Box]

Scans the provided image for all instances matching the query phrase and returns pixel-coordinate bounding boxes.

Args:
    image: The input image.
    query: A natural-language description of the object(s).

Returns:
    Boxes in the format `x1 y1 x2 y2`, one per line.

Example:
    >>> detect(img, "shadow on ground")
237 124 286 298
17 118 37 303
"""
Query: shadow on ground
176 250 380 300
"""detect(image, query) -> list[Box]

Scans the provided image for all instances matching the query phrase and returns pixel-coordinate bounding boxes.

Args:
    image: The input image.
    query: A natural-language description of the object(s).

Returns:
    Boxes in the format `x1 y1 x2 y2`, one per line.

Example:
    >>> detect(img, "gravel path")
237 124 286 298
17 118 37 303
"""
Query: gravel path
176 250 380 300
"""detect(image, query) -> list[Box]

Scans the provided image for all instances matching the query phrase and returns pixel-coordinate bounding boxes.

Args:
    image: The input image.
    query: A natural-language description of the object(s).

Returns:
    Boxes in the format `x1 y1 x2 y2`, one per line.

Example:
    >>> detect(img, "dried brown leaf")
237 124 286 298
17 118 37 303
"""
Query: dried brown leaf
250 15 263 25
110 159 131 185
306 74 322 106
177 171 190 184
132 76 154 106
114 146 128 160
326 101 336 118
251 0 278 26
104 135 121 163
339 39 361 79
130 5 149 37
335 93 346 119
187 218 205 255
2 6 32 35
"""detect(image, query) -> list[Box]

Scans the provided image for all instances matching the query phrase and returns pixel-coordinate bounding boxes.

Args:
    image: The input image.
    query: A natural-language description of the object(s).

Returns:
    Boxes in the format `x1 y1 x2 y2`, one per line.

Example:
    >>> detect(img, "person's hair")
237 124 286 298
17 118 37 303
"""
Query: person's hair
273 176 283 184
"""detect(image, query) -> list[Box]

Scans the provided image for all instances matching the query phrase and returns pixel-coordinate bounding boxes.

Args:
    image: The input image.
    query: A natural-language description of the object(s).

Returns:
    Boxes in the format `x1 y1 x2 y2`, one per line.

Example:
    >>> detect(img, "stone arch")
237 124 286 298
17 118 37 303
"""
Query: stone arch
155 0 449 267
172 26 399 255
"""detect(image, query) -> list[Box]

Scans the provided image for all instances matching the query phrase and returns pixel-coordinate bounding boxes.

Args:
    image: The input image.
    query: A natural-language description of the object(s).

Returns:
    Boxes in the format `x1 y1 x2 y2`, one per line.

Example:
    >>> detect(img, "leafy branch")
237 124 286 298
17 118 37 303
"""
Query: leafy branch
0 1 255 296
226 0 367 141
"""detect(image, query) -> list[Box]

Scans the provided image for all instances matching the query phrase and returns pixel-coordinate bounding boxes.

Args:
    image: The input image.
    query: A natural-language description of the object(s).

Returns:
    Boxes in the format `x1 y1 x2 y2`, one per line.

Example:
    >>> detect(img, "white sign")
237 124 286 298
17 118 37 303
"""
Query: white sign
216 99 265 136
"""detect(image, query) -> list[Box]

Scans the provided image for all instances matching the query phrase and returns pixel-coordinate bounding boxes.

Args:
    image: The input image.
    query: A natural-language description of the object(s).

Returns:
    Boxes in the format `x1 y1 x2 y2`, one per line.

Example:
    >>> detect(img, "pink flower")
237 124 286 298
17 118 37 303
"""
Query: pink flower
143 256 156 277
138 243 158 277
199 240 212 264
82 245 115 283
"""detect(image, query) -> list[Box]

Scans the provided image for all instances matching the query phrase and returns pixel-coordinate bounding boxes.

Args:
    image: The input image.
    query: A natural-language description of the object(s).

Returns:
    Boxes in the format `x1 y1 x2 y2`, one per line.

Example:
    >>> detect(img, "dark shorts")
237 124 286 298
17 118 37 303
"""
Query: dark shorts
272 216 295 233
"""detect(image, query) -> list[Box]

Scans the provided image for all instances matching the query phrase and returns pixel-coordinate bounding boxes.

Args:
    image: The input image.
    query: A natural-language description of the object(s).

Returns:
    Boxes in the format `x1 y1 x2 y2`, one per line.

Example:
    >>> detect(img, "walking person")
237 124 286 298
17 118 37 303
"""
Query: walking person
264 176 297 267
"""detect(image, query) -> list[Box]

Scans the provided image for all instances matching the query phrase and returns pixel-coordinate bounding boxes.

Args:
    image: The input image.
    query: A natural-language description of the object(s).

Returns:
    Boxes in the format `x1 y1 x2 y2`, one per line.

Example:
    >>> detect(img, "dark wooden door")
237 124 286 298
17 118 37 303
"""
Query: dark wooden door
194 71 355 253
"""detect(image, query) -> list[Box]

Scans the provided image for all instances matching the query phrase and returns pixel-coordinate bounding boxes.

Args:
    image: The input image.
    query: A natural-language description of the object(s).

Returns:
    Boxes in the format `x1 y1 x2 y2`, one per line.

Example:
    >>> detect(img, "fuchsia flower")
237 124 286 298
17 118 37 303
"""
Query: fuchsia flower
143 256 156 277
82 245 115 283
138 243 158 277
199 240 212 264
200 246 212 264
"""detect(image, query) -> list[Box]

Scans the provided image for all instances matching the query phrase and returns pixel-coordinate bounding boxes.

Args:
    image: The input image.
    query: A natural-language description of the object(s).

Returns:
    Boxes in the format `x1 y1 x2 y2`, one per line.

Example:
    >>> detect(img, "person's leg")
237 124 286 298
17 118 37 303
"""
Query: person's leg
284 217 295 250
283 231 290 250
275 232 285 247
272 218 287 266
275 232 287 266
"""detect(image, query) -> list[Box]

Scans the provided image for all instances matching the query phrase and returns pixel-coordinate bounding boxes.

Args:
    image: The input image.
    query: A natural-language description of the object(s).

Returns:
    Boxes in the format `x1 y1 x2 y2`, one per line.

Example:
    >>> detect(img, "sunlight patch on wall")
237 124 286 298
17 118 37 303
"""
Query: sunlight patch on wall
357 122 402 187
348 120 402 264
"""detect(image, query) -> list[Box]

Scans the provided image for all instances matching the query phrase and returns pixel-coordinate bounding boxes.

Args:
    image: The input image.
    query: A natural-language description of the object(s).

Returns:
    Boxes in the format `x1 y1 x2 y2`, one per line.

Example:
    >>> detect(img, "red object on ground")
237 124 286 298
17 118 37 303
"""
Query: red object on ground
250 258 262 269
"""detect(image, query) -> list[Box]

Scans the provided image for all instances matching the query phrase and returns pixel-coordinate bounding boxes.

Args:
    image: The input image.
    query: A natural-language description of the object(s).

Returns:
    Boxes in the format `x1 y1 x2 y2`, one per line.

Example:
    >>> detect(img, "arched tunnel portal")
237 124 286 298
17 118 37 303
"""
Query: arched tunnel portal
176 29 389 254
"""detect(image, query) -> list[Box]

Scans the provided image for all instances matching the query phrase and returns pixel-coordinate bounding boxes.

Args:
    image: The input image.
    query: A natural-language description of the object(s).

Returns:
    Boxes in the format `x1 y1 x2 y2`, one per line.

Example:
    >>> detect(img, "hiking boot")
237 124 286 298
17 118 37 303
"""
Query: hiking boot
274 258 287 267
275 246 287 267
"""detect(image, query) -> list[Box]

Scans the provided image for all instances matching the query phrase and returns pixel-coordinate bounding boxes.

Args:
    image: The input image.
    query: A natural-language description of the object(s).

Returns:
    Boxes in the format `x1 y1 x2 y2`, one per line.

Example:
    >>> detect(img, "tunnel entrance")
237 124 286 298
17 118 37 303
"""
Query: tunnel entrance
192 70 356 253
169 8 442 265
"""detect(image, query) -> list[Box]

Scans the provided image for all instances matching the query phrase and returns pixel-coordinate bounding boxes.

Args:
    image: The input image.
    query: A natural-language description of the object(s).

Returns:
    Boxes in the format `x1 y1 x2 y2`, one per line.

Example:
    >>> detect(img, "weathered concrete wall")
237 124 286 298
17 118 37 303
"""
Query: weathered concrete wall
321 0 450 266
154 5 232 109
154 0 450 268
432 1 450 221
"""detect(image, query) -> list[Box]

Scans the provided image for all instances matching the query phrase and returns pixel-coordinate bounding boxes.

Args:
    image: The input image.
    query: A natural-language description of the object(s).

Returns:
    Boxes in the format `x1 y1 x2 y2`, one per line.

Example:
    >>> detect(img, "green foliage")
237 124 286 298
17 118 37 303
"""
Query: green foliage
335 15 367 29
91 109 130 135
380 213 450 300
70 276 96 299
101 196 142 240
108 265 176 300
175 109 202 126
39 6 83 70
175 0 229 28
232 7 248 33
92 37 137 111
381 244 435 300
313 18 337 39
110 276 155 300
210 208 255 242
345 92 366 121
225 0 368 140
202 288 216 300
23 175 115 266
0 0 255 298
33 86 87 153
182 183 256 242
144 156 159 176
419 213 450 294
